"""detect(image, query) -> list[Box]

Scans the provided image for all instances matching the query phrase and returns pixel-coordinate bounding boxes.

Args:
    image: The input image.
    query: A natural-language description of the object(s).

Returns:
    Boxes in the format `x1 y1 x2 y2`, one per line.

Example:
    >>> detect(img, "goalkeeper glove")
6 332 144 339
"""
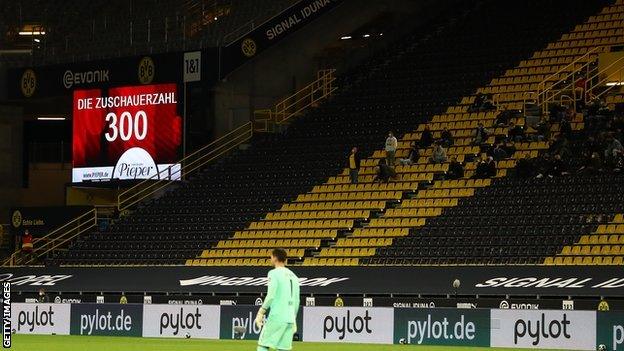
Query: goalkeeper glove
255 308 266 328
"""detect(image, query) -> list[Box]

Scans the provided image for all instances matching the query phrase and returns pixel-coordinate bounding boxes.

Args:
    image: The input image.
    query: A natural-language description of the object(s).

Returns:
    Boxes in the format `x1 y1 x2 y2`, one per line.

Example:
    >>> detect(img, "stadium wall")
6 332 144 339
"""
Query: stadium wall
9 303 624 350
0 105 23 223
212 0 451 136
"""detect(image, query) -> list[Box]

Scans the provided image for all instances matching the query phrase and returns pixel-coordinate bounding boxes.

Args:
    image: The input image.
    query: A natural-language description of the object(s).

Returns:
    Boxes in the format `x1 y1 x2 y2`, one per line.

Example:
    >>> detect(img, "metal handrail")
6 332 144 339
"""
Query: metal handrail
584 54 624 102
255 69 337 129
118 121 253 211
536 46 602 100
3 208 98 266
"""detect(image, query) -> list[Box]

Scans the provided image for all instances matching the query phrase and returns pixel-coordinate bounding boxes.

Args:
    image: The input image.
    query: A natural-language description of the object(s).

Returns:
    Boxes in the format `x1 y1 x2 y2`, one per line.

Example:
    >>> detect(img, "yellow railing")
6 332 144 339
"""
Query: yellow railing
254 69 337 131
118 121 253 211
536 46 602 103
3 208 98 266
584 54 624 102
535 47 603 114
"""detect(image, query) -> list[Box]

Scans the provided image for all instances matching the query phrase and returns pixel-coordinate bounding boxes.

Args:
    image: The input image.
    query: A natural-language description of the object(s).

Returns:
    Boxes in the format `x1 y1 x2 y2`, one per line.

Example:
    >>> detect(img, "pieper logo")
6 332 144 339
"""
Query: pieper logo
323 310 372 340
514 313 571 346
112 147 158 180
160 307 202 336
63 69 110 89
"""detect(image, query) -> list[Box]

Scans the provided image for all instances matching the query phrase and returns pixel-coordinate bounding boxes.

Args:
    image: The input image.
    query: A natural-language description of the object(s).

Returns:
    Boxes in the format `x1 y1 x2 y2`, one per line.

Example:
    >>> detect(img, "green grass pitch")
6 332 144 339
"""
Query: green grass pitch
10 334 574 351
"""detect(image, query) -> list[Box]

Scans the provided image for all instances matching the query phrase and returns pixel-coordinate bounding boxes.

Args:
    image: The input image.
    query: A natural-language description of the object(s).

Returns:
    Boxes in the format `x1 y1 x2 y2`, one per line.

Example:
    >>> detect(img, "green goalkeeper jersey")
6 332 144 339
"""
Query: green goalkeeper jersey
261 266 300 324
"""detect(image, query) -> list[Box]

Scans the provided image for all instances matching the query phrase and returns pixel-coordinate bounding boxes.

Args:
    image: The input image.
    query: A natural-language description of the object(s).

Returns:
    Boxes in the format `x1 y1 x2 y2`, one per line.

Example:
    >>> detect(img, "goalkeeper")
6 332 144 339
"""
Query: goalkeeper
255 248 300 351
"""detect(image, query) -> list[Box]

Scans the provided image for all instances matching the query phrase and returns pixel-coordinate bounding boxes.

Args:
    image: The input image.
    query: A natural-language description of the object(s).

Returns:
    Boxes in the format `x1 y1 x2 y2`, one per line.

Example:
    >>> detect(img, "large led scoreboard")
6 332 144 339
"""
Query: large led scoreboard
72 83 182 183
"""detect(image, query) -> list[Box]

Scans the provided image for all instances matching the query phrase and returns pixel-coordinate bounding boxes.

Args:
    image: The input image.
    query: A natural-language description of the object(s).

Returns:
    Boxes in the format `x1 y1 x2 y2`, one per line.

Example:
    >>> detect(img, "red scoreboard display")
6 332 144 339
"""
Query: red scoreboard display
72 83 182 182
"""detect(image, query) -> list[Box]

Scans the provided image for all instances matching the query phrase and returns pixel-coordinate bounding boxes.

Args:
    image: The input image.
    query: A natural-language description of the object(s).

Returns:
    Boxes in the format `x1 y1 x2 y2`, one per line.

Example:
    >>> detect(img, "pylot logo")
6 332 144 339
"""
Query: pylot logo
499 300 539 310
219 306 297 340
231 311 262 339
513 313 570 345
143 305 219 339
159 307 202 335
324 309 372 340
406 314 477 345
79 308 133 335
11 303 70 335
613 324 624 350
491 310 596 350
63 69 110 89
596 311 624 351
70 304 143 337
394 308 489 347
17 306 55 332
303 307 393 344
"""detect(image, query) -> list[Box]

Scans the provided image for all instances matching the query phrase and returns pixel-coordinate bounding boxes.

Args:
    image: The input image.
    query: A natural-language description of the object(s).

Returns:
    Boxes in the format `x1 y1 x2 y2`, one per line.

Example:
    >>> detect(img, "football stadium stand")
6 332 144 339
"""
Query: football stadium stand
44 0 624 267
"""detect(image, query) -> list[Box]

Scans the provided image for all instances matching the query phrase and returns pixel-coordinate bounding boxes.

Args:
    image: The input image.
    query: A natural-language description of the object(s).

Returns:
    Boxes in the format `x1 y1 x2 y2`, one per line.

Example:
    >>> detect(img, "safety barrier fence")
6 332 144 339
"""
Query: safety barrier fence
7 303 621 350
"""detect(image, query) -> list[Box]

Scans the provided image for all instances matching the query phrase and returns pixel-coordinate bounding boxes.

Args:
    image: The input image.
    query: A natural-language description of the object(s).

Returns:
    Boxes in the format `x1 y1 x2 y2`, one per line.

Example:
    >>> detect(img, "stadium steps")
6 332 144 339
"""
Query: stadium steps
546 214 624 265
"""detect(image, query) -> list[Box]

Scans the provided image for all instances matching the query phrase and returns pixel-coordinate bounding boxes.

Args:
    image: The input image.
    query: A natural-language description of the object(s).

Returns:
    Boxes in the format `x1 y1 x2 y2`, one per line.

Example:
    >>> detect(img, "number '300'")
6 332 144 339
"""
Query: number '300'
105 111 147 142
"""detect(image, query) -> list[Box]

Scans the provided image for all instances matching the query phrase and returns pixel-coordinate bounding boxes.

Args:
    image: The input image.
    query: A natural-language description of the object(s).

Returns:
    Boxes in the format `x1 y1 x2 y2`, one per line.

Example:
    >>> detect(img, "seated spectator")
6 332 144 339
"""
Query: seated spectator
582 136 601 160
560 115 573 140
419 126 434 148
490 143 508 161
615 151 624 173
429 143 448 164
549 103 565 123
472 122 489 145
549 134 570 157
535 117 551 141
580 151 603 174
481 94 496 111
507 122 525 142
473 156 496 179
373 159 396 183
439 128 454 147
495 110 512 127
485 156 497 177
548 154 568 177
501 141 516 157
399 142 420 165
516 155 534 178
469 93 485 112
535 153 552 179
604 134 624 169
447 156 464 180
